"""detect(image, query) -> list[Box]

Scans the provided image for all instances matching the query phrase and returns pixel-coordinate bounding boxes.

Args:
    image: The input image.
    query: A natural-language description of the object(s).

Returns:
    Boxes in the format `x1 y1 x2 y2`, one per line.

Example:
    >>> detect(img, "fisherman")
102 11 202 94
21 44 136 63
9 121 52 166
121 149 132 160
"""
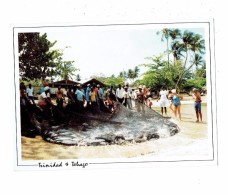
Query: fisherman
40 80 49 94
123 86 132 109
38 86 52 107
97 84 104 110
75 84 85 112
137 85 144 103
56 85 64 110
20 82 28 106
85 84 91 102
116 84 125 104
142 85 149 105
26 83 36 105
106 86 116 102
67 86 76 105
136 86 145 113
89 86 97 114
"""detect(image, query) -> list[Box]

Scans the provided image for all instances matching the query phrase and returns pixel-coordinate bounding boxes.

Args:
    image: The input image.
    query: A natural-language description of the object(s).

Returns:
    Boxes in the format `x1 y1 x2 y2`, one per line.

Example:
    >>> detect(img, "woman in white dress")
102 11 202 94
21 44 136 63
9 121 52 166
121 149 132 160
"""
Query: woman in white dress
158 87 169 116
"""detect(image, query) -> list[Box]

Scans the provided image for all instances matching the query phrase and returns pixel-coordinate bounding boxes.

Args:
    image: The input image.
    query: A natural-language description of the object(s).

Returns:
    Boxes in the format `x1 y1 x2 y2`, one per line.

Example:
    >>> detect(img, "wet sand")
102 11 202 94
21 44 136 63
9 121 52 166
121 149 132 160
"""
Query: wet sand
21 98 210 161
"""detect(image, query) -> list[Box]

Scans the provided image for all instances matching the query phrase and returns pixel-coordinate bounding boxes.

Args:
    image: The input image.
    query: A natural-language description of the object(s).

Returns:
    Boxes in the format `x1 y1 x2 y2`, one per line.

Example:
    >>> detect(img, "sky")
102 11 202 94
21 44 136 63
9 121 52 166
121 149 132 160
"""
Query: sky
44 25 205 80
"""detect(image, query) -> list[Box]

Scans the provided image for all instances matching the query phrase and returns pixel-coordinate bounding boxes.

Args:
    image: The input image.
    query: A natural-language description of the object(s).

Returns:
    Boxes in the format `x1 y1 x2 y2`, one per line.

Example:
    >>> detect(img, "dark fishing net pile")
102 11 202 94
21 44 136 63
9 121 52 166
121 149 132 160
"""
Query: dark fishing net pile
41 101 180 146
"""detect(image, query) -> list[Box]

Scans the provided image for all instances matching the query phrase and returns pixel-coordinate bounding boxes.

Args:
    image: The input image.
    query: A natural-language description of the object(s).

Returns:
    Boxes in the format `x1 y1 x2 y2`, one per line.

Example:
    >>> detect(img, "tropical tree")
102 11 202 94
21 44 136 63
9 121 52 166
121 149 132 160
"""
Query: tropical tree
18 33 63 81
195 62 206 79
175 33 205 89
119 70 127 78
190 33 205 55
133 66 140 79
143 29 205 92
170 41 184 64
157 28 171 67
56 60 78 80
182 30 195 67
140 55 173 91
103 76 123 87
127 69 134 81
169 29 181 41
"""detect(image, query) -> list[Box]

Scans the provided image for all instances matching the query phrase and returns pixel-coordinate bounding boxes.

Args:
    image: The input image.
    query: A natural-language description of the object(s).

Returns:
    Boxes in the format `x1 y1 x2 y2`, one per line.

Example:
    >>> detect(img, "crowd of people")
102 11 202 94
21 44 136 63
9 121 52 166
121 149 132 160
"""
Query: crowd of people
20 81 203 123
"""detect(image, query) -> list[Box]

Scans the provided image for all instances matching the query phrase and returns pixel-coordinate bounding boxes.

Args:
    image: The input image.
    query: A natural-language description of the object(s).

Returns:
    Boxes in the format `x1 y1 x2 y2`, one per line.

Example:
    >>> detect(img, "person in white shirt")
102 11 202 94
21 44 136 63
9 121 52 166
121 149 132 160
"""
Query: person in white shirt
116 84 125 104
26 84 36 105
123 86 132 109
38 86 52 107
158 86 170 116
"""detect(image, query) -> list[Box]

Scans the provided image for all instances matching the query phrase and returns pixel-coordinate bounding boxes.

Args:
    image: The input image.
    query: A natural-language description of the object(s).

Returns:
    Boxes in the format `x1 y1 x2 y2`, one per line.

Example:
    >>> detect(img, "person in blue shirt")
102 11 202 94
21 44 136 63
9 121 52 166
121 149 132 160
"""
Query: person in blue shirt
97 84 104 110
97 84 103 99
75 85 85 112
85 84 91 102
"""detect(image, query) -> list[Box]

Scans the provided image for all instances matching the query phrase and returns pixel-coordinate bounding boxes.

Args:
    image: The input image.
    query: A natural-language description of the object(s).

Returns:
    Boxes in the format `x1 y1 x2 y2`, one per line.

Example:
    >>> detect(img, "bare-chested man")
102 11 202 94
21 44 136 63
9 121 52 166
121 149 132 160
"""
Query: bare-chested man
56 86 64 110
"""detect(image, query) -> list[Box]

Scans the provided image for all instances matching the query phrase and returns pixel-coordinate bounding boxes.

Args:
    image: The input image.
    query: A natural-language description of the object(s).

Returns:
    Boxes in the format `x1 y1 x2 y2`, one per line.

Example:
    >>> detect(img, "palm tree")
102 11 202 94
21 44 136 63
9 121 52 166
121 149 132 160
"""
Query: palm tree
169 29 181 41
175 32 205 89
133 66 140 79
192 53 205 67
171 41 184 64
157 28 171 67
182 30 195 67
190 34 205 53
119 70 127 80
175 53 205 89
127 69 134 80
57 60 78 81
169 29 183 65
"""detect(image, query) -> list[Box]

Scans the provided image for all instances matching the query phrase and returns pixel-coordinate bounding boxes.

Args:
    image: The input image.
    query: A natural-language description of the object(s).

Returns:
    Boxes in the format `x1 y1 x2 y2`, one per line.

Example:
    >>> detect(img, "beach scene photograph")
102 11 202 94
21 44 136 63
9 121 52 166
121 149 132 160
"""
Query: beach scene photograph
14 23 215 167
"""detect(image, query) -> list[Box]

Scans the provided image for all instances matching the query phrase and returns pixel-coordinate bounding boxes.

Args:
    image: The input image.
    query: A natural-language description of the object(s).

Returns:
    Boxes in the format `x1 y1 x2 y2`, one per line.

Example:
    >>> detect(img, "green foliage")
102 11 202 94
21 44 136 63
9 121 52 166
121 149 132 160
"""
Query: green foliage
18 33 62 81
140 57 185 91
119 66 140 83
195 63 206 78
155 29 205 90
103 76 124 87
56 60 78 80
19 78 43 87
182 78 206 92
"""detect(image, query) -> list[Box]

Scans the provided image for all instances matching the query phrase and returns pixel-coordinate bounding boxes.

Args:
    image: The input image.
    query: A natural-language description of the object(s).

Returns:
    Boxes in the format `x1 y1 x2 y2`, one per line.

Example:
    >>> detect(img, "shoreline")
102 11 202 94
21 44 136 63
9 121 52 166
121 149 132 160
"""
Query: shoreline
21 97 210 161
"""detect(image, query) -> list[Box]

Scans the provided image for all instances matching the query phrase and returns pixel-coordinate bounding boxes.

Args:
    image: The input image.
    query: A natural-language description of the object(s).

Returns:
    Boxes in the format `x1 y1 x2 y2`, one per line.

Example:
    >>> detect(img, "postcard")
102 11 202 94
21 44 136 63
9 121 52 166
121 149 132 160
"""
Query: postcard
13 21 217 170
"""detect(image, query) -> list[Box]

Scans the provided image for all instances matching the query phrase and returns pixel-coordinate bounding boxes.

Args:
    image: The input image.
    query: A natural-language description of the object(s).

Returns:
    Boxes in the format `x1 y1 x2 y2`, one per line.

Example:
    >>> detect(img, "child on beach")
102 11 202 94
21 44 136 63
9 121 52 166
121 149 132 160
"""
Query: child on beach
192 88 202 122
171 89 183 120
148 97 153 109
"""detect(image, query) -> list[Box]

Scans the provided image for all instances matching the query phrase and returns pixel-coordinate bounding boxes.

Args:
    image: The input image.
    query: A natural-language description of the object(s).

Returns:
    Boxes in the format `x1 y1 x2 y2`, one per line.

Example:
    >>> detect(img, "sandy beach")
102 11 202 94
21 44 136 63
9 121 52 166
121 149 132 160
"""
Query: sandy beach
20 95 211 161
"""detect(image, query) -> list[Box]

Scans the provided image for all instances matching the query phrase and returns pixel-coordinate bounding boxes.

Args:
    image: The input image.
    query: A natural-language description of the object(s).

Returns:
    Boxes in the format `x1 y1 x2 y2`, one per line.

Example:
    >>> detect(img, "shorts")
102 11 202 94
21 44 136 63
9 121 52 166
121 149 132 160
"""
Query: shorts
173 102 181 107
194 101 201 111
